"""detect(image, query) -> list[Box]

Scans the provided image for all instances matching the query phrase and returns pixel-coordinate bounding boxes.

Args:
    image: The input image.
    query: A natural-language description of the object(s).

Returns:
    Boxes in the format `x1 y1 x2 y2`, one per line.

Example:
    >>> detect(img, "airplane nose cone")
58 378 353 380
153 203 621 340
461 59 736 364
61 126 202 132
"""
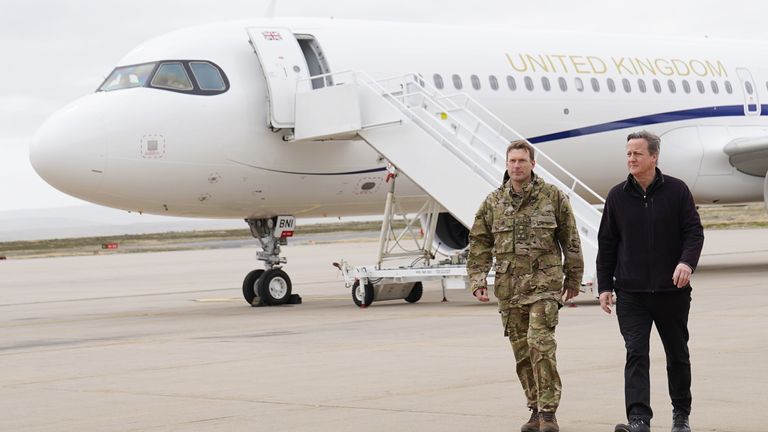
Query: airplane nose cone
30 95 106 199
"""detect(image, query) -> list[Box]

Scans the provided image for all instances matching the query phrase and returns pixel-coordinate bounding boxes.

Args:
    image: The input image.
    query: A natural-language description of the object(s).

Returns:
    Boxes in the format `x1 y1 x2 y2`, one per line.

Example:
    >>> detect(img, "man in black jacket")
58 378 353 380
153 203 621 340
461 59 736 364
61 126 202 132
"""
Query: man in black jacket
597 131 704 432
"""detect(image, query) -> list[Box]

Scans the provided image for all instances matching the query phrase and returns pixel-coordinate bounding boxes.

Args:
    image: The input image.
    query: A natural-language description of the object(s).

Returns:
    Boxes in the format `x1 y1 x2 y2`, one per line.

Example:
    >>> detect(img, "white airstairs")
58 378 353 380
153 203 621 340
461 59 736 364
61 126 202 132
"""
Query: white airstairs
290 71 605 306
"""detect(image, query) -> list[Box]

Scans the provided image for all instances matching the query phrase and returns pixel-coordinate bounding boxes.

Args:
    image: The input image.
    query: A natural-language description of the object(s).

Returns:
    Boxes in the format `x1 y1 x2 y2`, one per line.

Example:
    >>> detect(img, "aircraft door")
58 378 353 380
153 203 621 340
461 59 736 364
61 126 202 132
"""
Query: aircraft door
246 27 311 129
736 68 761 116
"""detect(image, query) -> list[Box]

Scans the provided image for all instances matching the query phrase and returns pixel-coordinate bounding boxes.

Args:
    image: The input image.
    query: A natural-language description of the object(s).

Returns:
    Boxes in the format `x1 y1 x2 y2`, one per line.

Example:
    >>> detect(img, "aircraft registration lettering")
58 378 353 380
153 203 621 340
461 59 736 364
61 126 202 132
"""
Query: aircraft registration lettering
276 215 296 238
506 53 728 78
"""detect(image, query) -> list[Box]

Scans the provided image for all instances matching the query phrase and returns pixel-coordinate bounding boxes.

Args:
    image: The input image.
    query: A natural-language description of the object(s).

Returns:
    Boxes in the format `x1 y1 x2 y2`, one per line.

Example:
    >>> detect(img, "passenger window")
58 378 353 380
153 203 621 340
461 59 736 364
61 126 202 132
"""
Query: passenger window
190 62 226 91
637 79 647 93
622 78 631 93
652 79 662 93
607 78 616 93
668 79 676 93
745 81 754 95
99 62 156 92
471 74 481 90
591 78 600 92
724 80 733 94
524 76 534 91
574 77 584 92
682 80 691 94
541 76 551 91
711 81 719 94
558 77 567 91
507 75 517 91
489 75 499 90
151 62 194 91
433 73 444 90
696 80 705 94
452 74 463 90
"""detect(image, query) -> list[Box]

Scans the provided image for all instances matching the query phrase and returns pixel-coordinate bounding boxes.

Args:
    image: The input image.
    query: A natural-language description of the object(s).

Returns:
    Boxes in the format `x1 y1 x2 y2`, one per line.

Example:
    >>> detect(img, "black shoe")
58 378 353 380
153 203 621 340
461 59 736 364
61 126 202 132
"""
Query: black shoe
671 412 691 432
615 418 650 432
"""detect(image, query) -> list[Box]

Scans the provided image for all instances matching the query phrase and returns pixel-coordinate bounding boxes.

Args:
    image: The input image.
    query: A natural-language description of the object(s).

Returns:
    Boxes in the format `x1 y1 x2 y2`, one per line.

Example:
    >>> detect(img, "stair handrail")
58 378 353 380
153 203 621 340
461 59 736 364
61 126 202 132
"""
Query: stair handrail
398 74 606 205
295 70 605 208
322 70 504 187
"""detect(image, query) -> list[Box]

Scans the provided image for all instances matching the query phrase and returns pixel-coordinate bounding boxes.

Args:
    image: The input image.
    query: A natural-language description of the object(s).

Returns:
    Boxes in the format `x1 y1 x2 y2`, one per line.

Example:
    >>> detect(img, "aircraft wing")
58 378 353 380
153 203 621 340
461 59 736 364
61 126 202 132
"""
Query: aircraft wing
723 136 768 176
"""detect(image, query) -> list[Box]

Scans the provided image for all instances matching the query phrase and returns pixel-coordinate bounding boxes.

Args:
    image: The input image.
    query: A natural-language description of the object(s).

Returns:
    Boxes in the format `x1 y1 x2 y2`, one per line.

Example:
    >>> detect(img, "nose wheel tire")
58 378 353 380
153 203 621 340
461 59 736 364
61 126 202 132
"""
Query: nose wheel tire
405 281 423 303
257 268 293 306
242 269 265 305
352 280 374 307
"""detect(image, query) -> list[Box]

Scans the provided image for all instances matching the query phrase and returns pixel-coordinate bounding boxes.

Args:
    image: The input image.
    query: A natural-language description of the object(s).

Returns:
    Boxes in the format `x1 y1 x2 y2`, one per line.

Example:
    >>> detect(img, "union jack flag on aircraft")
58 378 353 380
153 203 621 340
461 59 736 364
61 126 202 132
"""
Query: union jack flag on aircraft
262 31 282 41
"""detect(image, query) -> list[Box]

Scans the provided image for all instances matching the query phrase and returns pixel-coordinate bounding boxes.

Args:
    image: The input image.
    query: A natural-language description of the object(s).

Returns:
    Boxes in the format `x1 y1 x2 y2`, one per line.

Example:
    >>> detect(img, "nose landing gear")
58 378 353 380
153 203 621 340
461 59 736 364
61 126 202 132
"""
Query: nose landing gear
241 217 301 307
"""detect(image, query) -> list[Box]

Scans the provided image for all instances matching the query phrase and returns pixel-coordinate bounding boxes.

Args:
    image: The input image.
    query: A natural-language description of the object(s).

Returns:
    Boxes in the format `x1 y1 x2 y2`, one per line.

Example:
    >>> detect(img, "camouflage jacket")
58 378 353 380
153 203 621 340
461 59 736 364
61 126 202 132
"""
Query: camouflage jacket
467 174 584 306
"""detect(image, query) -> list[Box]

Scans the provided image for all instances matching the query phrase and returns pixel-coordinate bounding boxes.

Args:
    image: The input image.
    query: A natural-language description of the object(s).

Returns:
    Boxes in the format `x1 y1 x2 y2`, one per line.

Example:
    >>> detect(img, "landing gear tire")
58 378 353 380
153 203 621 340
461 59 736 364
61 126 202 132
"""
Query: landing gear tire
405 281 423 303
352 280 374 308
257 268 292 306
242 269 265 305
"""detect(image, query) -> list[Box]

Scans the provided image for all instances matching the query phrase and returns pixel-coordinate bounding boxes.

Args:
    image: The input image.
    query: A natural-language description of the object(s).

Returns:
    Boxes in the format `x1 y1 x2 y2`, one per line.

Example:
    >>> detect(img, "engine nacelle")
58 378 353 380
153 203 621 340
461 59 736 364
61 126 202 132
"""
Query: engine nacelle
764 174 768 210
422 212 470 257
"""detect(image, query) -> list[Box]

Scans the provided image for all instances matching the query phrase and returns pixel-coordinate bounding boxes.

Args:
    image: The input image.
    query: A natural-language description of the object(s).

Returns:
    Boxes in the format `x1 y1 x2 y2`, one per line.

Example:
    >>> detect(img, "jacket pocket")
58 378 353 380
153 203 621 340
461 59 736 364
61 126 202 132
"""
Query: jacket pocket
491 219 514 233
530 214 557 250
491 219 515 254
534 253 561 270
531 214 557 229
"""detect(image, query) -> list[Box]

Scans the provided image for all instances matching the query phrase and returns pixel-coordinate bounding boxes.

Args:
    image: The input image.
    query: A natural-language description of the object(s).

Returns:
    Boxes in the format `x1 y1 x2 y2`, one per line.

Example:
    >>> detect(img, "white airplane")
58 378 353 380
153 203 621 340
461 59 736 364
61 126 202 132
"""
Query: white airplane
30 18 768 306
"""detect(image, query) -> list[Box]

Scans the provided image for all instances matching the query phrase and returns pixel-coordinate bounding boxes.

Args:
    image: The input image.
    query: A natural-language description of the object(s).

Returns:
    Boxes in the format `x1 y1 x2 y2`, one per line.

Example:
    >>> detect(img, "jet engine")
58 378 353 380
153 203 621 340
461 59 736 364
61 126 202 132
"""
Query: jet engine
423 212 470 257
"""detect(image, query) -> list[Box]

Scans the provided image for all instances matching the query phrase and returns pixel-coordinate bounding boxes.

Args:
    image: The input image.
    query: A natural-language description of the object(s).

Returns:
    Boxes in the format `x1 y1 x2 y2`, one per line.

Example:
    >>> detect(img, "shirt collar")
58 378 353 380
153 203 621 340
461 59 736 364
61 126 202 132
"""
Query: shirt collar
625 167 665 195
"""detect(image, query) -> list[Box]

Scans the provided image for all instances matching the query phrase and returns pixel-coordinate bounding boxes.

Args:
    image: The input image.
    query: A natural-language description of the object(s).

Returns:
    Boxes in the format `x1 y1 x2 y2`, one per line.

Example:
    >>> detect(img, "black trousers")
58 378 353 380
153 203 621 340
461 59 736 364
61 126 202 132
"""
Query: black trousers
616 288 692 423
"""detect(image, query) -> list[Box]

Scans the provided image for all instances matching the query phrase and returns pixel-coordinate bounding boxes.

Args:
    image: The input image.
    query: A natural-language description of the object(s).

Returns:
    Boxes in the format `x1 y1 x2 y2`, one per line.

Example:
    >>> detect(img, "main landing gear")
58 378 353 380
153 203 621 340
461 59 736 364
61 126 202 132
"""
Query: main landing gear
241 217 302 307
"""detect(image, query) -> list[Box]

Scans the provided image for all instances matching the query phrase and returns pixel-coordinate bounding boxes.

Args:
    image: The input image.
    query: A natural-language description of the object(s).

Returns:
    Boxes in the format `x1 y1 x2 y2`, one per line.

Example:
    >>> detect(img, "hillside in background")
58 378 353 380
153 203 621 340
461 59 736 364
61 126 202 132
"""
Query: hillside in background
0 205 267 241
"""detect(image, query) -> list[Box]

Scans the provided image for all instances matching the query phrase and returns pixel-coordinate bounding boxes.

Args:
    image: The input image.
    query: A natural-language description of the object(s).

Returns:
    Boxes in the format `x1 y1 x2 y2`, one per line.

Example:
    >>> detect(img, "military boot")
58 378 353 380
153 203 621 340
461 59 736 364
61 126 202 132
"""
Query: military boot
671 412 691 432
539 411 559 432
614 417 650 432
520 408 539 432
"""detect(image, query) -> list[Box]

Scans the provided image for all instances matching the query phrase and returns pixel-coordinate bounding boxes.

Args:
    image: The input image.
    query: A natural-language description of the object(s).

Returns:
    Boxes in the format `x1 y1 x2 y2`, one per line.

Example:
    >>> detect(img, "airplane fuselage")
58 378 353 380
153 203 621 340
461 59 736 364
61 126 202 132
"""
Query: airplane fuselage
31 19 768 220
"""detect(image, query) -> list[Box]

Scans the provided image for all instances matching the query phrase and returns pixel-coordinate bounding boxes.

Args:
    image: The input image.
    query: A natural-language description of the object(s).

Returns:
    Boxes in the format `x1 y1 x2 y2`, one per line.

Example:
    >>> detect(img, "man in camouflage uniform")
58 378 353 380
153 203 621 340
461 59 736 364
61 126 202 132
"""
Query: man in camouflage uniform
467 140 583 432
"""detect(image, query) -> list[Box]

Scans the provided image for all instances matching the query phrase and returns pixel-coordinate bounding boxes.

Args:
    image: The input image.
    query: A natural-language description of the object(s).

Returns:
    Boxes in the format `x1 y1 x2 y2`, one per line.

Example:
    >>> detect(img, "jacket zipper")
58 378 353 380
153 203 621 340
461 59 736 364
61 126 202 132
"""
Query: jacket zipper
642 194 654 293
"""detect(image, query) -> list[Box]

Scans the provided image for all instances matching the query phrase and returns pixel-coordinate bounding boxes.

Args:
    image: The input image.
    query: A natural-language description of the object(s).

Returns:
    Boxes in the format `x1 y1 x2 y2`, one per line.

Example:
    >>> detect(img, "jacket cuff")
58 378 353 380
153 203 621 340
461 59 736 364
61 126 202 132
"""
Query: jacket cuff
563 280 580 291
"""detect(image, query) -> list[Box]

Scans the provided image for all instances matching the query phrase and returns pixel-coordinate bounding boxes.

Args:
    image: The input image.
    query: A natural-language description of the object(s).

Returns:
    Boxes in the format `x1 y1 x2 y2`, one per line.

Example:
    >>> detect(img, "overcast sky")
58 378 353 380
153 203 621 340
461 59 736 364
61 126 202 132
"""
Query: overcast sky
2 0 767 213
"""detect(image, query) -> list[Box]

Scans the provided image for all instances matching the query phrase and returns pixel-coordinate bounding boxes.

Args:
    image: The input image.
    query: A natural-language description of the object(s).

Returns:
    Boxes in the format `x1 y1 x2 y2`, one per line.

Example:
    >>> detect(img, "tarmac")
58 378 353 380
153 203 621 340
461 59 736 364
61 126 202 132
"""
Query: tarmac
1 228 767 431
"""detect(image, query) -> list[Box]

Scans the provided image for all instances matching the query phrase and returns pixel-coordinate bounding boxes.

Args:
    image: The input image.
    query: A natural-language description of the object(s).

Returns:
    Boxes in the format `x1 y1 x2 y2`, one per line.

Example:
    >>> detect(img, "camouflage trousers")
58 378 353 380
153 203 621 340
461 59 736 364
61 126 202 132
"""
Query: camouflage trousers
500 299 561 412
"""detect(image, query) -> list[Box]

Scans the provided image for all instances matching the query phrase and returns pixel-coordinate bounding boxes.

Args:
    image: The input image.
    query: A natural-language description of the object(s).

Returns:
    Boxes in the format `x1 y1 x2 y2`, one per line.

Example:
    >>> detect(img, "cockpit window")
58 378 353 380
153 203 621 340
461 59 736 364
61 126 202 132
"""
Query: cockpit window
151 62 194 91
99 63 156 92
190 62 226 91
97 60 228 95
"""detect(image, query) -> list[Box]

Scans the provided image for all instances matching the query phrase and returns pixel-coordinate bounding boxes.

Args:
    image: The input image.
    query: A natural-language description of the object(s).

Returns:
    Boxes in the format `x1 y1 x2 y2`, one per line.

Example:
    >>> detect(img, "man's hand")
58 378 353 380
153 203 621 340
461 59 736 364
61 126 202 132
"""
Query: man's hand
672 263 693 288
599 291 613 314
562 285 579 302
473 287 490 302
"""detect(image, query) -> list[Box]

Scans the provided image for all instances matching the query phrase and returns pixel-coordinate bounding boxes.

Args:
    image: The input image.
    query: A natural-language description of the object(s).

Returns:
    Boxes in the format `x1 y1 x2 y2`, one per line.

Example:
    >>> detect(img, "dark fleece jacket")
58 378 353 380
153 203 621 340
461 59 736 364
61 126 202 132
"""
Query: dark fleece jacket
597 168 704 293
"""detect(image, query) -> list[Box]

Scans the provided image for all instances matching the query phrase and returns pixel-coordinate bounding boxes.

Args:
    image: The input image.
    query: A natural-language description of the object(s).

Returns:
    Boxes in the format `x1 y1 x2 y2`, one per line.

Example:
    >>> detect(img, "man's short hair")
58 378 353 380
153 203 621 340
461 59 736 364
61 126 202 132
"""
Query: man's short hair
627 130 661 156
506 139 535 161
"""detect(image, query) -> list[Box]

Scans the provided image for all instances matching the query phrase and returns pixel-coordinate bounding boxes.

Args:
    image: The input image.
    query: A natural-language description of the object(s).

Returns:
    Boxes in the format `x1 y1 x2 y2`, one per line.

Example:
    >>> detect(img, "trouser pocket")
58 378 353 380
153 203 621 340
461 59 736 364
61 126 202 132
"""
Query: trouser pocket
544 300 559 328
